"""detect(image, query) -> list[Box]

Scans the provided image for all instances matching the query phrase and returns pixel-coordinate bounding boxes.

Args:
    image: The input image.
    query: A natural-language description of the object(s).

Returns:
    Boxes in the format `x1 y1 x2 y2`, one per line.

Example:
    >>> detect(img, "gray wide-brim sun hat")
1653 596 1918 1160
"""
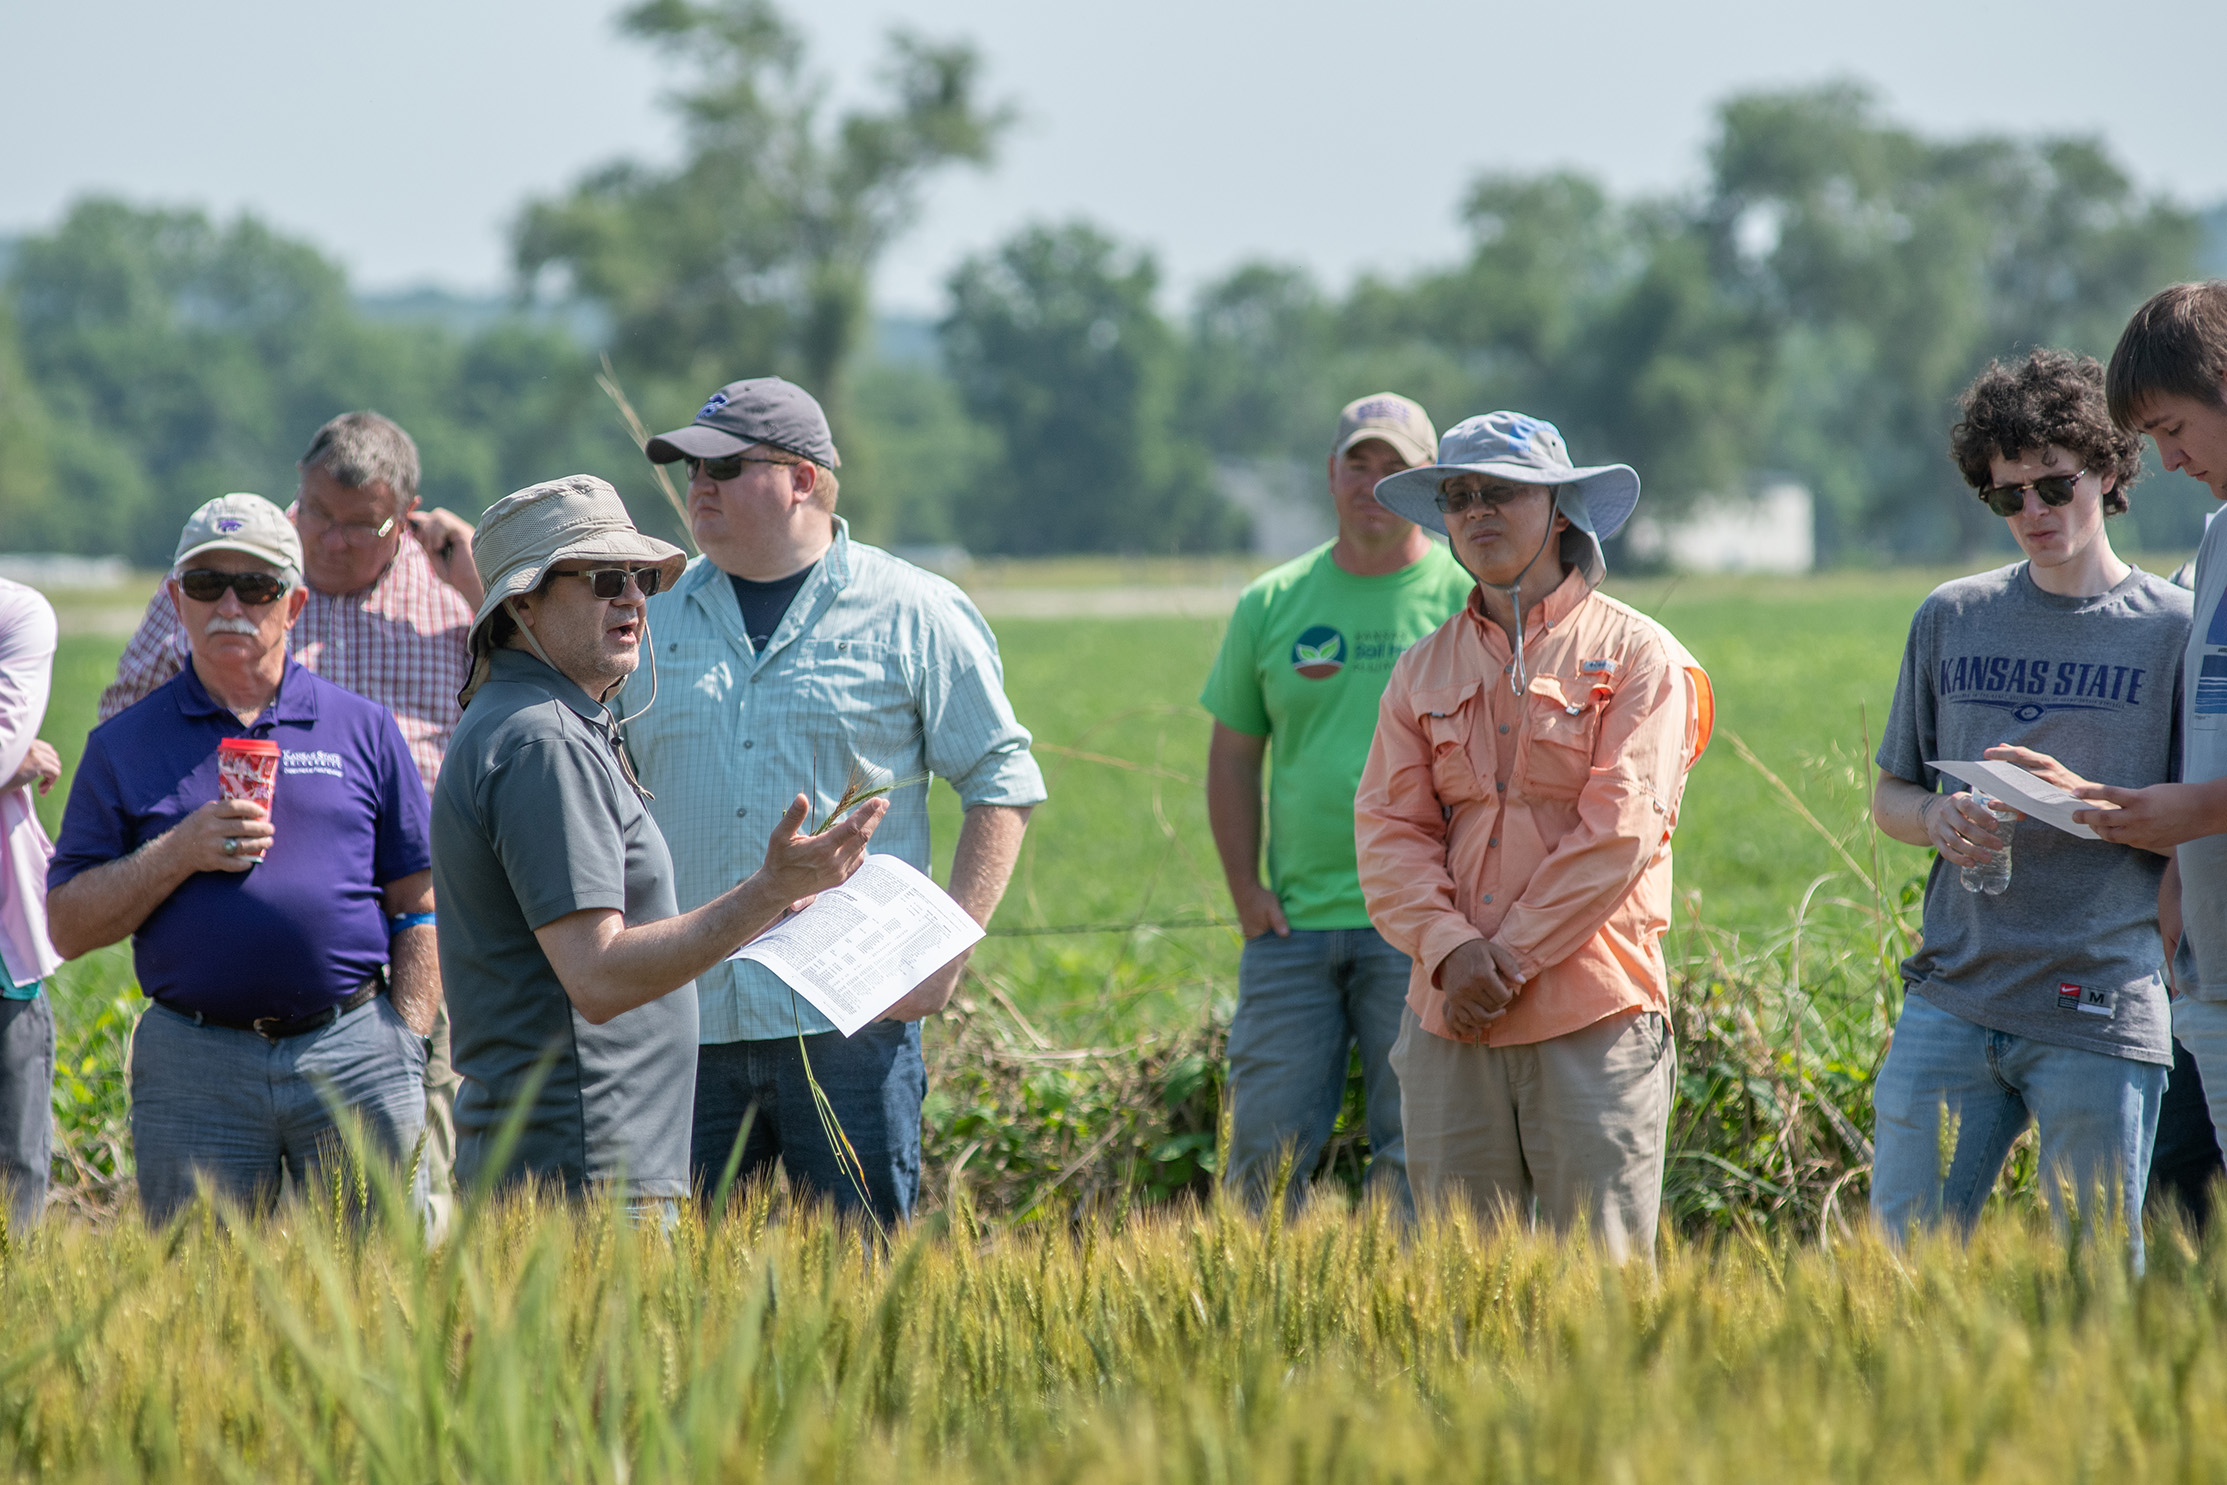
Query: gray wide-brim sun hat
1372 411 1640 586
458 474 688 706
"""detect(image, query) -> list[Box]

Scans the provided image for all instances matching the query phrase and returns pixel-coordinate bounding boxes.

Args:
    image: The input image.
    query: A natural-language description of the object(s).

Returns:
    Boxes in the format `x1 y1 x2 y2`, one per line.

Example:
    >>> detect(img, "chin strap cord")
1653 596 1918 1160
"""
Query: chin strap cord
1474 518 1559 697
507 594 661 798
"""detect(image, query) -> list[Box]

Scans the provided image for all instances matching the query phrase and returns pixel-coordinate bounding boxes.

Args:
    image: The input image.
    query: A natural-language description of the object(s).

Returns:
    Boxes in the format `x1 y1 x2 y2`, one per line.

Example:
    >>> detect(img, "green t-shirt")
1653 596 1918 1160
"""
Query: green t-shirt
1199 541 1475 929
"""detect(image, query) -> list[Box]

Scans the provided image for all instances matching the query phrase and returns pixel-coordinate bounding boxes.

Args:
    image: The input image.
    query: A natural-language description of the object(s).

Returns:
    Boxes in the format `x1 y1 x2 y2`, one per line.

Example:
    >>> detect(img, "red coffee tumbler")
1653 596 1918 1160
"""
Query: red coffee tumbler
215 737 280 811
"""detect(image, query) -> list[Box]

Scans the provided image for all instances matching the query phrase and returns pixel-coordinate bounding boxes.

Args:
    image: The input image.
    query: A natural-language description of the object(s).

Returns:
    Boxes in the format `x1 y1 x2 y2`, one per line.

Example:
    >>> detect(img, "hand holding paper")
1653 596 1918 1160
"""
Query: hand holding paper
731 854 984 1036
1926 757 2115 840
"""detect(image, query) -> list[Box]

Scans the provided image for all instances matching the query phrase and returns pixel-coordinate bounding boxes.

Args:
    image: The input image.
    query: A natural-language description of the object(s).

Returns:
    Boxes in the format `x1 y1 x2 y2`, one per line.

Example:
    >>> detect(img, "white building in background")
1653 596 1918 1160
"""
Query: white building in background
1217 458 1333 559
0 554 130 589
1624 478 1814 574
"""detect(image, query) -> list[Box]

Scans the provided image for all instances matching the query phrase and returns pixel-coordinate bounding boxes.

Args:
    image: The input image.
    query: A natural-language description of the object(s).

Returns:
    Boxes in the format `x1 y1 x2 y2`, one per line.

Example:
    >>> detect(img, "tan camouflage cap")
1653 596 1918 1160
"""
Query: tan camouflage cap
1333 392 1437 468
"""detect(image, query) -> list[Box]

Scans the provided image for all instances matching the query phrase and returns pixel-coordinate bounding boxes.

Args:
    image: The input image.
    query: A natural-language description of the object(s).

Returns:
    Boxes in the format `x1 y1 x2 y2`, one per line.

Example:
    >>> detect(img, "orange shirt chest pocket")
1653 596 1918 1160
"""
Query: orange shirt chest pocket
1410 679 1490 804
1518 672 1602 802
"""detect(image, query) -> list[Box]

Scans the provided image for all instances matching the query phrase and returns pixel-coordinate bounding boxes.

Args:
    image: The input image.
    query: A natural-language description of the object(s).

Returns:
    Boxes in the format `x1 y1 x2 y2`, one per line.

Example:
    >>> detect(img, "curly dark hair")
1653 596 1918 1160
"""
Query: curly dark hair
1950 348 2142 515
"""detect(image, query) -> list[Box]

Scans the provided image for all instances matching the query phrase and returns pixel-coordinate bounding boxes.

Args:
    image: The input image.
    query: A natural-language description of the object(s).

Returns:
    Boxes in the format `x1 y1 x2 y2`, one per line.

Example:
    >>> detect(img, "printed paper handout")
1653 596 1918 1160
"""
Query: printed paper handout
730 854 985 1036
1925 759 2115 841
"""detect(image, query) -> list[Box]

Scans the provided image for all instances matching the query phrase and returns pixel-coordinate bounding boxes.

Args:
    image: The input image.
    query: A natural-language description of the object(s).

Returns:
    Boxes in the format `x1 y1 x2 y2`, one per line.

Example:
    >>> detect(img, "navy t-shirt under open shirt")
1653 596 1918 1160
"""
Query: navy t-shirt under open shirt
727 563 816 651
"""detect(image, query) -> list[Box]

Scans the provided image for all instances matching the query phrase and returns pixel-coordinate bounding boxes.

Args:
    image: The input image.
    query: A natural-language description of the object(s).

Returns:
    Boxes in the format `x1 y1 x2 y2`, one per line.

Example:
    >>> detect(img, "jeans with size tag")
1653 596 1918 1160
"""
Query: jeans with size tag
130 997 429 1226
1871 993 2164 1260
1225 928 1410 1208
690 1021 924 1228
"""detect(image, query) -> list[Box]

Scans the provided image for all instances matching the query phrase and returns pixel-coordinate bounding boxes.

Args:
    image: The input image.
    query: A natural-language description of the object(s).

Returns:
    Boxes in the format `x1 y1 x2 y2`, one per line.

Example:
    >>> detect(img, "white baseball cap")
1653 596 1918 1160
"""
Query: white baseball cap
173 493 304 579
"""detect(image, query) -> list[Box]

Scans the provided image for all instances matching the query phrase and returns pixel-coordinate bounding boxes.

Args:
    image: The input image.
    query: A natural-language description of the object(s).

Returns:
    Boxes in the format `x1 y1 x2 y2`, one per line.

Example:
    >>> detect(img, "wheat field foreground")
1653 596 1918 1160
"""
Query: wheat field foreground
1 1188 2221 1483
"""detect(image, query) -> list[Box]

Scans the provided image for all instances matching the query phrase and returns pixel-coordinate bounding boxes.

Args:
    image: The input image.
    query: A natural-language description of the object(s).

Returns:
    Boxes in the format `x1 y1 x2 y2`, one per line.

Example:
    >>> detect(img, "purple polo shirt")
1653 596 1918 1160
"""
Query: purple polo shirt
50 659 430 1021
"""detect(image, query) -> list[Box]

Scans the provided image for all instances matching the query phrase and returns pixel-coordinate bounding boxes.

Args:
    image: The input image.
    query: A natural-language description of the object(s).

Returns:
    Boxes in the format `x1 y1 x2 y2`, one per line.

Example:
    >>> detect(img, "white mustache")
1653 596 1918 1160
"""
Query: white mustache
203 616 261 636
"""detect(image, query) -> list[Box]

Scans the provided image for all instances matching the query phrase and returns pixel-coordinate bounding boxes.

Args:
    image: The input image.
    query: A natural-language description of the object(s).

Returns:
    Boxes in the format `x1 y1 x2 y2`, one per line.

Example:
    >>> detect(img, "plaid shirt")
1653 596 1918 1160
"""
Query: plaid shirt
98 538 473 791
621 521 1046 1042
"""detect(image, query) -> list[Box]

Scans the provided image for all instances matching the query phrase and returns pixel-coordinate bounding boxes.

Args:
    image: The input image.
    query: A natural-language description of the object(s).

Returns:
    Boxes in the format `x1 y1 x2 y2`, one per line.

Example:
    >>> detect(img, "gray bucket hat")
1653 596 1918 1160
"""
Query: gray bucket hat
459 474 688 706
1372 411 1639 585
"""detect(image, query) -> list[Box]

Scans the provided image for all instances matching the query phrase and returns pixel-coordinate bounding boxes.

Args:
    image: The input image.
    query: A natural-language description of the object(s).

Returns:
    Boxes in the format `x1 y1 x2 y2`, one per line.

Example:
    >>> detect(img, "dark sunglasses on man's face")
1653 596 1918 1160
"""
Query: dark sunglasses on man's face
177 569 288 606
684 453 795 482
552 566 665 600
1977 469 2086 518
1434 480 1543 515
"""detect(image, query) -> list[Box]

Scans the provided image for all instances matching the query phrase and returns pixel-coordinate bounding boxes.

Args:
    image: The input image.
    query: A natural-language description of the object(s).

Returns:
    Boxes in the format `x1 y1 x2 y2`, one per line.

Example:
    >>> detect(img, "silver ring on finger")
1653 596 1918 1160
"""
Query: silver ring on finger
222 836 239 857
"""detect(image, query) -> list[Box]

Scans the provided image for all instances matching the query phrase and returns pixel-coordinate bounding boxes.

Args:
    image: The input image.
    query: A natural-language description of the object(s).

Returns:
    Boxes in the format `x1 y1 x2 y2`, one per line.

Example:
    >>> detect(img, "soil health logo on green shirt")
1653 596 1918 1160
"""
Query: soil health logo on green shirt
1291 626 1346 678
1201 542 1474 930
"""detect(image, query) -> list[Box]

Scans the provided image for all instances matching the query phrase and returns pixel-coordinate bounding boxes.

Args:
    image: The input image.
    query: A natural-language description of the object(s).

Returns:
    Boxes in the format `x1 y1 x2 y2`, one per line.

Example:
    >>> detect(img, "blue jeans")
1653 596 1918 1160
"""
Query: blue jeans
130 996 430 1226
0 996 52 1228
1871 994 2165 1258
1225 927 1410 1206
691 1021 925 1227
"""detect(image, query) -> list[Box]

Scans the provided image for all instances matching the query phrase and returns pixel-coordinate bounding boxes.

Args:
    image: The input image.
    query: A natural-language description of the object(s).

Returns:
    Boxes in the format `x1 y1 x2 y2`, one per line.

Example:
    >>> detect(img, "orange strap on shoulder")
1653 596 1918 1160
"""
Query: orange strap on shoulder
1682 664 1715 771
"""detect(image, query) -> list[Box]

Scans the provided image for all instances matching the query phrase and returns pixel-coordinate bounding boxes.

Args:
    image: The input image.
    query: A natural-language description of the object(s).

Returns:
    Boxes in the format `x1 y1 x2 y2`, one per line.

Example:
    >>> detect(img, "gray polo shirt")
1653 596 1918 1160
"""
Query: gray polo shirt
432 647 697 1197
1877 562 2189 1064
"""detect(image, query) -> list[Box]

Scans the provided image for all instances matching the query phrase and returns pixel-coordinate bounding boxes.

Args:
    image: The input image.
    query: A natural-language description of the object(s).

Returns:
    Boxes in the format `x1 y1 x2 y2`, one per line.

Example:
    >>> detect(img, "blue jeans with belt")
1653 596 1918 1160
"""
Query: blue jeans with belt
1225 926 1411 1207
130 995 429 1226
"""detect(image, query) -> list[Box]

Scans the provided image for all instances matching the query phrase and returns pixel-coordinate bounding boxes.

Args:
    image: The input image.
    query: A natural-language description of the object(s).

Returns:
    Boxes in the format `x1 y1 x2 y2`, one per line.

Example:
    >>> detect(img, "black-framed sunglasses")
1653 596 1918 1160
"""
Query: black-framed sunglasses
1977 469 2086 518
551 565 665 599
684 453 797 482
177 569 289 606
1434 480 1546 515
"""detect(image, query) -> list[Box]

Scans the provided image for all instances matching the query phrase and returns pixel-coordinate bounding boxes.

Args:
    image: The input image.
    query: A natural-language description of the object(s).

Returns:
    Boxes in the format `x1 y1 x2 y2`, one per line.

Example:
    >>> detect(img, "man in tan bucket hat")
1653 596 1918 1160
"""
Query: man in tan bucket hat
430 475 886 1206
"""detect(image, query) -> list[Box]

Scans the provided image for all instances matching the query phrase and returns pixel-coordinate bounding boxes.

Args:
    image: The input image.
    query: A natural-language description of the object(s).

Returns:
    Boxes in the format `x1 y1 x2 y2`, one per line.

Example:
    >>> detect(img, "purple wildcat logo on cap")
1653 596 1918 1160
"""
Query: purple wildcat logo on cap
215 518 244 533
697 391 730 420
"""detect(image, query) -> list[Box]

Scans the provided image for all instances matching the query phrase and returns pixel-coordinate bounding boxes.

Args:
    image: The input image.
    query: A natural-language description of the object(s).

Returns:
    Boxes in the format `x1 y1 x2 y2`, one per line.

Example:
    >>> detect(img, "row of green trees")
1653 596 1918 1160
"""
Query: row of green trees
1 0 2218 566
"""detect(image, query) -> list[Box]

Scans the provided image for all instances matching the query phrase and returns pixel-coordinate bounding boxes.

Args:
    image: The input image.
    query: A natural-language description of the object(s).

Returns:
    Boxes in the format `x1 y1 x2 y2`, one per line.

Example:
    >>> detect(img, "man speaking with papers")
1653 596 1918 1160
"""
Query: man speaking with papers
432 478 888 1212
1865 350 2191 1260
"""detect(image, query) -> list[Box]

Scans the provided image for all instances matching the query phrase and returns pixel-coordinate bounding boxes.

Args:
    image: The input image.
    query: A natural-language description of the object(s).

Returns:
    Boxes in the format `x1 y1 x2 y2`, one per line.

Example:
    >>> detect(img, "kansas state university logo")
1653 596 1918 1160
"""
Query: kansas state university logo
1291 626 1346 679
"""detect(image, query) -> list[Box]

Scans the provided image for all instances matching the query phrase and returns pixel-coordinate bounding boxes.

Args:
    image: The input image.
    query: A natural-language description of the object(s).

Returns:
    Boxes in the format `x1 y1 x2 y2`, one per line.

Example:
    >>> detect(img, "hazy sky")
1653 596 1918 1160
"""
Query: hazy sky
3 0 2219 314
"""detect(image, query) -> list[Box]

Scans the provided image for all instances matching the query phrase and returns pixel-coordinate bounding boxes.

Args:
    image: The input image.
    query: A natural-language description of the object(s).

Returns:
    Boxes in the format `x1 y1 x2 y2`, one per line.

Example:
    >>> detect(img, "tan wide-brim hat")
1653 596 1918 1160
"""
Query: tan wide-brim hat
459 474 688 706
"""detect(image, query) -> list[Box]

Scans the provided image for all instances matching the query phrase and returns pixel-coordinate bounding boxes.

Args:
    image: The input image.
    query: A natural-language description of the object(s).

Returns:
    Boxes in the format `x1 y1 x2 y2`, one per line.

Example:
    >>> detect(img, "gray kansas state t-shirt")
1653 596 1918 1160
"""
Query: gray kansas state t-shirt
433 648 698 1197
1877 562 2190 1064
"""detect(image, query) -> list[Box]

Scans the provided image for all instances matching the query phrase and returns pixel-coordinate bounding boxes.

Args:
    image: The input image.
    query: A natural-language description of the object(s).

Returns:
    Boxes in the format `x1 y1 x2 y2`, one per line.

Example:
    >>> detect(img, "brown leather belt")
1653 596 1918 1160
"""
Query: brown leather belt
183 972 385 1042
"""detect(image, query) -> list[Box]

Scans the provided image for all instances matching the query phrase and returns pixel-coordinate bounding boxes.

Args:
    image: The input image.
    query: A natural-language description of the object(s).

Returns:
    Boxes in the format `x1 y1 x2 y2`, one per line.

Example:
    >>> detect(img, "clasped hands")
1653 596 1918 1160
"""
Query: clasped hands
1437 937 1528 1039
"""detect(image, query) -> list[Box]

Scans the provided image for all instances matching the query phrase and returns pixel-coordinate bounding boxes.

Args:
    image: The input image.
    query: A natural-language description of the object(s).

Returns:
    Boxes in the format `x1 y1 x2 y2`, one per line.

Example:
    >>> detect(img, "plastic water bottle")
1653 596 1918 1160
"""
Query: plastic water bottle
1958 789 2015 895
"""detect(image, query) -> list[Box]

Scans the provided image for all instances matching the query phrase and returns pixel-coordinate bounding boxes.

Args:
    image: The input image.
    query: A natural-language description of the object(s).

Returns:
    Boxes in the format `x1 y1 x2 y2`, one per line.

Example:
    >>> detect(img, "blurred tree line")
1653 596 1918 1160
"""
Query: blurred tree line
0 0 2215 567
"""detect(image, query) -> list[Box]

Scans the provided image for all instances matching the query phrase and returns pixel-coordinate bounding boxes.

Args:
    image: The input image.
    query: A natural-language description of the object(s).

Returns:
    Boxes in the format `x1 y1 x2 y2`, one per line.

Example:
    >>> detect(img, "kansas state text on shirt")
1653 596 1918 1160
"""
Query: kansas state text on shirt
1937 654 2149 718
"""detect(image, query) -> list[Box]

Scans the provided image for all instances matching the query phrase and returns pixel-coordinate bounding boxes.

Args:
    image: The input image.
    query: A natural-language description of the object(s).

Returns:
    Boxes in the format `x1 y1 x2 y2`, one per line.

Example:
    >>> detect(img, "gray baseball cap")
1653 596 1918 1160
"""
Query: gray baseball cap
174 493 304 580
644 377 841 469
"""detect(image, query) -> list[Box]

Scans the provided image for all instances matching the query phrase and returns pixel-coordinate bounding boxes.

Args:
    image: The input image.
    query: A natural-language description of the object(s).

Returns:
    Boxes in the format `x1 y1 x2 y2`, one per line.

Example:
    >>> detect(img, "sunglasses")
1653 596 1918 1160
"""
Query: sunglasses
684 453 796 482
177 569 289 606
550 566 665 599
1434 480 1546 515
1977 469 2086 518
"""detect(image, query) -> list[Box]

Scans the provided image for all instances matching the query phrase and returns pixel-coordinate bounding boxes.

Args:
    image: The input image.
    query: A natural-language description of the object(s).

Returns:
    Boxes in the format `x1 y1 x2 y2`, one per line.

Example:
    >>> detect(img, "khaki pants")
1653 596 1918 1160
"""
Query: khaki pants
1391 1005 1674 1261
422 1003 460 1238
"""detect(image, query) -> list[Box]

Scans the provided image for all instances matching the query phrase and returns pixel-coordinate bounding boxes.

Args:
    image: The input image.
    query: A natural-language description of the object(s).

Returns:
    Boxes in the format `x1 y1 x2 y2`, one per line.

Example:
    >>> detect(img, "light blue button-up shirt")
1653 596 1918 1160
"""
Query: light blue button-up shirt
620 521 1046 1042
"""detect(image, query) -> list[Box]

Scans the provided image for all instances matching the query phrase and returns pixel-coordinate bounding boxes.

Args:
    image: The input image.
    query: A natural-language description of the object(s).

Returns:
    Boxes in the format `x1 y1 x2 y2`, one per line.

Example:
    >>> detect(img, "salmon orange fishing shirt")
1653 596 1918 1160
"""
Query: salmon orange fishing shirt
1356 569 1712 1047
